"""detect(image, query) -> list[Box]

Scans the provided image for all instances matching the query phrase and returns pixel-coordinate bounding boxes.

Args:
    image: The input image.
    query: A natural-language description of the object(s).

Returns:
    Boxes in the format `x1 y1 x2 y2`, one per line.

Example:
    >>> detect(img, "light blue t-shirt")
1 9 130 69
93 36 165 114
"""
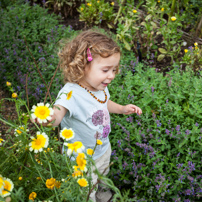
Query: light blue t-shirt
54 83 111 160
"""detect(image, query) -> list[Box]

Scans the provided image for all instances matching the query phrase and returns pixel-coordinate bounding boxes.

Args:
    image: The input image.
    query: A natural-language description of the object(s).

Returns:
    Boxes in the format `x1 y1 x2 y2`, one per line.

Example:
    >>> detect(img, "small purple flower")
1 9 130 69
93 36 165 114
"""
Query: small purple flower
185 129 190 135
168 77 172 87
151 86 154 92
165 129 170 135
176 125 180 131
195 122 199 127
156 120 161 127
92 110 104 126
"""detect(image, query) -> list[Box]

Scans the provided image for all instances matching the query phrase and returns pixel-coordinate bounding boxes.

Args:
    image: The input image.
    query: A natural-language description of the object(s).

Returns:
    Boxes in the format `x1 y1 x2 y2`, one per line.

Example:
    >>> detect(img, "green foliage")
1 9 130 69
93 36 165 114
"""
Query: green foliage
108 60 202 201
0 2 73 106
181 44 202 71
78 0 115 28
115 0 144 51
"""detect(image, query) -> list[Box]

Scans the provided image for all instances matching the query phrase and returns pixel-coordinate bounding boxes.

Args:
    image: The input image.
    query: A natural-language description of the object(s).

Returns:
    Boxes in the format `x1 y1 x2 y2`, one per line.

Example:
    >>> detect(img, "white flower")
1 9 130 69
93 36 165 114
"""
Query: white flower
60 128 75 141
29 132 49 153
1 178 14 197
182 41 187 46
31 103 54 124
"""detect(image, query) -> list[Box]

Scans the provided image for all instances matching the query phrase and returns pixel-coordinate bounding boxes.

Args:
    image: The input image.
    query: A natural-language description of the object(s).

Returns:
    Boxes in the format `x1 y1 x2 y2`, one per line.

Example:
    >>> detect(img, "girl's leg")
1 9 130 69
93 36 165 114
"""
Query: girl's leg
95 144 112 202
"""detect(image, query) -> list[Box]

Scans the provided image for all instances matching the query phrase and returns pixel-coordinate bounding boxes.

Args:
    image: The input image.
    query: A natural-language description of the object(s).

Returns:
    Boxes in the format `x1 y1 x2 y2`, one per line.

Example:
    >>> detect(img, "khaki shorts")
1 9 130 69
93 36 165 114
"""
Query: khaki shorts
90 144 112 202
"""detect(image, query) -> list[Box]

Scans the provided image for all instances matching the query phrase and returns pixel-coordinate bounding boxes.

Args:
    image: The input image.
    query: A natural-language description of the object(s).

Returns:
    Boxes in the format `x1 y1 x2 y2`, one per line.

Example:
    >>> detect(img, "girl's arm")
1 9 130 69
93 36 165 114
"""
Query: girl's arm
107 100 142 115
50 105 68 126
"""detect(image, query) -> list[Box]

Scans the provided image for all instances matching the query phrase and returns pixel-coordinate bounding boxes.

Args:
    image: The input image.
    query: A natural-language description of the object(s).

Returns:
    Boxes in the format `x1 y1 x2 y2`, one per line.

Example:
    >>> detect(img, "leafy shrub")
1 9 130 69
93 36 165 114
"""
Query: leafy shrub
0 2 74 106
108 61 202 201
181 43 202 72
78 0 115 28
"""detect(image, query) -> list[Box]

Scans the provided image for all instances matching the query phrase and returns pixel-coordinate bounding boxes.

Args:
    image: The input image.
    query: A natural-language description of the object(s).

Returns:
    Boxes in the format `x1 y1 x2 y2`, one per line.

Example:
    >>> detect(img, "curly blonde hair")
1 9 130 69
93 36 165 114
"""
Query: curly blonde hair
58 30 121 83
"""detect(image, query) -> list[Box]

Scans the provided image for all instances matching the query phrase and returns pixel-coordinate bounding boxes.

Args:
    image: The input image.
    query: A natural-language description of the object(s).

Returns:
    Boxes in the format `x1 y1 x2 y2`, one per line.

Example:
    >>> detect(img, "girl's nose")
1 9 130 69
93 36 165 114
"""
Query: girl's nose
108 71 115 80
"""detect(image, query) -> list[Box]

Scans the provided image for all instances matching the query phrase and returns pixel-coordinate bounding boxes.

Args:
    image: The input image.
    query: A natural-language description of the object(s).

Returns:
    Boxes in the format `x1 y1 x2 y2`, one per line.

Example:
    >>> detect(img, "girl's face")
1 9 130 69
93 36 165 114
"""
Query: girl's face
79 53 120 91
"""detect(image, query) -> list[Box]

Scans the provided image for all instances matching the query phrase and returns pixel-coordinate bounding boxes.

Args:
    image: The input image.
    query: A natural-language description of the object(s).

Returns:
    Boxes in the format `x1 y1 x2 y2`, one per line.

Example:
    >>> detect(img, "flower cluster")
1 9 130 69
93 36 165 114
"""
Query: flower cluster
46 178 61 190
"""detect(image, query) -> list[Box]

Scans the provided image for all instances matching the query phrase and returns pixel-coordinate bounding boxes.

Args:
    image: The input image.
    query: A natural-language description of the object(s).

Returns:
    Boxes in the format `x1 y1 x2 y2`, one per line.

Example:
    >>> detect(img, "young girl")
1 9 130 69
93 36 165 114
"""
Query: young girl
51 30 142 202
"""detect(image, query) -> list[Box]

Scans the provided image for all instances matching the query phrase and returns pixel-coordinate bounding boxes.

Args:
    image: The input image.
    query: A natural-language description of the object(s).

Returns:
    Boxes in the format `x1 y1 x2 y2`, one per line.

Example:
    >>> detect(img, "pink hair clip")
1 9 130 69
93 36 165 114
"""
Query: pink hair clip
87 48 93 62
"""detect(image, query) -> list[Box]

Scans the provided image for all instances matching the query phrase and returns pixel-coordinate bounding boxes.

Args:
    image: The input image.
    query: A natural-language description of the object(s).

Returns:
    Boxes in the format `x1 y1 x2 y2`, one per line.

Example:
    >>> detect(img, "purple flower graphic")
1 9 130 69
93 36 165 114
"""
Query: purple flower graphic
92 110 104 126
94 131 102 139
102 125 110 138
102 108 110 126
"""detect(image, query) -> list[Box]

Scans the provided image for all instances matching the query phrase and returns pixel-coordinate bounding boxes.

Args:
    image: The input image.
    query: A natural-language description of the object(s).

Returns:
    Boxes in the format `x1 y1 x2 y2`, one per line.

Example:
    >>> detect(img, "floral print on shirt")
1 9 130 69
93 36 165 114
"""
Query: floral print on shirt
91 109 110 139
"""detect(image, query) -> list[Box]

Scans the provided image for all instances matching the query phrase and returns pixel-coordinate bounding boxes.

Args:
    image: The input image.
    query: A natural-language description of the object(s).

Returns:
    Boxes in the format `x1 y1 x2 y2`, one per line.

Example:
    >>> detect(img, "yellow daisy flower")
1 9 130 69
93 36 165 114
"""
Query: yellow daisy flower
80 7 84 11
6 82 11 87
194 42 198 46
87 148 94 155
77 178 88 187
31 103 54 124
157 0 160 2
1 178 14 197
76 153 87 171
18 177 23 181
14 125 28 136
0 138 4 146
46 178 56 190
161 8 164 11
72 166 83 178
96 139 102 145
87 3 92 6
29 192 37 201
65 141 85 156
111 2 114 6
12 93 18 98
29 132 49 153
67 90 73 100
72 170 83 178
133 10 137 13
171 16 176 21
60 127 75 141
0 175 5 195
97 1 100 2
36 177 41 180
184 49 188 53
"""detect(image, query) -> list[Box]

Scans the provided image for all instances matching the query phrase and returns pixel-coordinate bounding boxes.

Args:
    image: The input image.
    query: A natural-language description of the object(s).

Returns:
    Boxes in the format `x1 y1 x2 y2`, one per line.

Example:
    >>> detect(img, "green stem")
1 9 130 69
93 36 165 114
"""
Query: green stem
29 153 45 183
169 0 176 21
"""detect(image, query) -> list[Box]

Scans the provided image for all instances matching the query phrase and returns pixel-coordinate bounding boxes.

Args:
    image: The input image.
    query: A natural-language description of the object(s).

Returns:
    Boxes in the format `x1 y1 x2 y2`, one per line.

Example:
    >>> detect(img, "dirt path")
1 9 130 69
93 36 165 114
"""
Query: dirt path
0 87 18 136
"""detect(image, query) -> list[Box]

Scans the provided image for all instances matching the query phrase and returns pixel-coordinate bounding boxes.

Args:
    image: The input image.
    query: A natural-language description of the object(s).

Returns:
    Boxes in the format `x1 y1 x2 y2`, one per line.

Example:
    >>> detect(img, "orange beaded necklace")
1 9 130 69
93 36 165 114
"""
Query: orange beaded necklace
78 83 107 104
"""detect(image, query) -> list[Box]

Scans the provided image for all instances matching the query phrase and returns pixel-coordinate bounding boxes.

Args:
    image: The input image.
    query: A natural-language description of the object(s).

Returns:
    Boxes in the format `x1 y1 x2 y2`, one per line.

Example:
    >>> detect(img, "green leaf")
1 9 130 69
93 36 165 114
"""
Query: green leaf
123 38 131 50
157 54 165 61
158 48 167 54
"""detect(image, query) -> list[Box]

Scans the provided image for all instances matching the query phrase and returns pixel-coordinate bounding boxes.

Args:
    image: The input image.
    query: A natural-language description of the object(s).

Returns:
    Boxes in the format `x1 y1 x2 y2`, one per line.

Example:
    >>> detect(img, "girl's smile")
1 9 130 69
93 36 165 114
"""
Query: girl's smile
79 53 120 92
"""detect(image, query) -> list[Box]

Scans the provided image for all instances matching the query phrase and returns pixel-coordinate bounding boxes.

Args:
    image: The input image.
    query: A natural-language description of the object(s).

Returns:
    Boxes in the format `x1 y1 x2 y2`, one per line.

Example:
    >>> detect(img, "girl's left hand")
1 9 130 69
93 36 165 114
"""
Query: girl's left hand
122 104 142 115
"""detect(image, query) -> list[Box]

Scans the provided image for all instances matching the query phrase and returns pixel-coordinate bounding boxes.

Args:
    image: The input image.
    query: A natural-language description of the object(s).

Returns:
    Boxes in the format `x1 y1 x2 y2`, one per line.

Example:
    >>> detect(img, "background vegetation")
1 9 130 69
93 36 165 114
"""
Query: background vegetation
0 0 202 201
